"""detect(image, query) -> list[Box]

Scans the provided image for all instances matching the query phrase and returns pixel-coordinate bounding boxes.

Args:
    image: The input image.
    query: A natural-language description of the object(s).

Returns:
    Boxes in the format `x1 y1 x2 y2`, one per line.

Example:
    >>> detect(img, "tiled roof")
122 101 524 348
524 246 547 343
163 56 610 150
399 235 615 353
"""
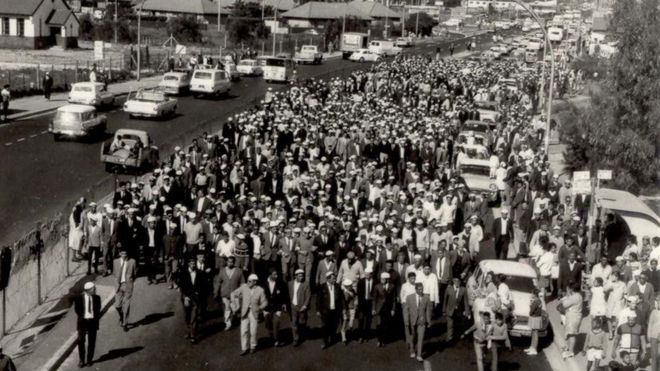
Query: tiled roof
282 2 372 20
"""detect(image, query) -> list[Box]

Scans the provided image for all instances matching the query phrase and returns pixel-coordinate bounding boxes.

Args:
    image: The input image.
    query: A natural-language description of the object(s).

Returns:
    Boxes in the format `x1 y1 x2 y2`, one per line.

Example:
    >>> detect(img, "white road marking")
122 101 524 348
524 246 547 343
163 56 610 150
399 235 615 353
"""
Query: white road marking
41 130 48 134
4 142 11 146
16 137 25 142
29 134 37 138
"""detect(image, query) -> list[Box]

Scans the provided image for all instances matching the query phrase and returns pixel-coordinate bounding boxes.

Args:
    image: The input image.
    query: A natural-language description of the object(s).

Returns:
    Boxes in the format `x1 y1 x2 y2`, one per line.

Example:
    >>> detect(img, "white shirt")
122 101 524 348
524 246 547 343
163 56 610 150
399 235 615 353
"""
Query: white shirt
120 258 128 283
591 263 613 285
292 281 301 306
498 283 511 308
216 239 236 257
536 251 555 277
400 282 416 304
365 279 372 300
252 234 262 257
500 218 508 235
328 284 335 310
84 293 94 319
148 228 155 247
420 272 439 304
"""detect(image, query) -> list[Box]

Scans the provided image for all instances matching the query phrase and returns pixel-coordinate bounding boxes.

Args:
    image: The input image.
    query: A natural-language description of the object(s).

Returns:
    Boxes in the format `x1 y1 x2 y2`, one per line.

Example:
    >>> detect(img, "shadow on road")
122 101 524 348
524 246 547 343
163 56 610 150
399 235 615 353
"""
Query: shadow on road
131 311 174 328
94 346 144 363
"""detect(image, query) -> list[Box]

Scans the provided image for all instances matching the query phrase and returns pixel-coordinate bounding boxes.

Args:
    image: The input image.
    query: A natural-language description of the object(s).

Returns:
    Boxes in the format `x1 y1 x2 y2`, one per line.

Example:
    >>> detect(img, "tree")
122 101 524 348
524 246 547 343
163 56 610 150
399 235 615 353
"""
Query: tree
79 13 95 40
562 0 660 193
225 0 272 45
404 12 436 37
167 15 202 43
444 0 462 7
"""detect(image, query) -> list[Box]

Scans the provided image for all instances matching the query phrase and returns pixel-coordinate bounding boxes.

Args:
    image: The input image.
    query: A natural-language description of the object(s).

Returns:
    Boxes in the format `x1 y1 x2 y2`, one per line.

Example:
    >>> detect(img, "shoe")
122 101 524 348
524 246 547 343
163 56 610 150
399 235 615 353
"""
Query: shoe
240 350 248 356
86 361 93 367
416 356 424 362
190 338 197 344
410 352 416 359
274 341 281 347
168 285 174 290
527 350 538 356
321 344 328 350
78 361 85 368
377 342 384 348
123 325 129 332
249 348 256 354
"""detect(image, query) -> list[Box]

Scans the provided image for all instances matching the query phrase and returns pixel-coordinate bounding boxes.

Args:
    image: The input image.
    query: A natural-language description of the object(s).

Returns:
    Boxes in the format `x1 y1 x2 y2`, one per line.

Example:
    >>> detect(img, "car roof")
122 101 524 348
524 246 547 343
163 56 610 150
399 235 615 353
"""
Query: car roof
57 104 96 113
164 71 187 76
479 259 537 278
72 82 104 88
115 128 148 138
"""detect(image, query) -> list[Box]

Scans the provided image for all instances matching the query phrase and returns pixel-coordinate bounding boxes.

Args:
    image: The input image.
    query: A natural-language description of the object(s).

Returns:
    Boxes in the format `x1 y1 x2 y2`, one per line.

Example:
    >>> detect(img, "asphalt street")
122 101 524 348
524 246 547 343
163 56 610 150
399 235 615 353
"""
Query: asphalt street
58 277 554 371
0 30 505 246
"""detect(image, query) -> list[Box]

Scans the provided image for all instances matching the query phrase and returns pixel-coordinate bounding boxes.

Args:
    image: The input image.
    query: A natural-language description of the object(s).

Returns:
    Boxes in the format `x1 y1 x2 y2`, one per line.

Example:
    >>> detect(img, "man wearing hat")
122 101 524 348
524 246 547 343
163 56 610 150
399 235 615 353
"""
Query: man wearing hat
316 250 337 287
74 282 101 367
289 269 312 347
373 272 396 347
317 271 342 349
231 273 268 355
113 249 137 332
357 267 376 343
116 208 144 260
404 282 432 362
262 268 288 347
558 251 584 296
84 215 103 275
493 208 514 260
145 215 165 285
180 258 210 344
101 208 119 277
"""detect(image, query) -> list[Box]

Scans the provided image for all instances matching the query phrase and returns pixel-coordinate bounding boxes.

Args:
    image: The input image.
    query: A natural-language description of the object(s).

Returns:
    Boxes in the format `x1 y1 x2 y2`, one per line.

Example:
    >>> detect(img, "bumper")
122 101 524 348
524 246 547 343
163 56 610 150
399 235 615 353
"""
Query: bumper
125 109 159 117
509 327 548 338
68 98 97 106
159 86 181 94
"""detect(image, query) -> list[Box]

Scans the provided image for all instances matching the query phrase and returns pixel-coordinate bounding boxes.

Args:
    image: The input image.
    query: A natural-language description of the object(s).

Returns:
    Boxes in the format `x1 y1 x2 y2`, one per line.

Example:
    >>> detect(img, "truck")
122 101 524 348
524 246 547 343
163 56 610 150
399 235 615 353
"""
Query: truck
548 27 564 42
293 45 323 64
101 129 159 172
341 32 369 59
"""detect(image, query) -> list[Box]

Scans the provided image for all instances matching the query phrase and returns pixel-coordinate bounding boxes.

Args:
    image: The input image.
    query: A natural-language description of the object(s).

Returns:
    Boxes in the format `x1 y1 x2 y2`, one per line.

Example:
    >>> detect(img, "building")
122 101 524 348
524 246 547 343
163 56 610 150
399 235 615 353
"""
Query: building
590 12 610 44
282 2 372 28
0 0 80 49
349 1 402 22
137 0 229 21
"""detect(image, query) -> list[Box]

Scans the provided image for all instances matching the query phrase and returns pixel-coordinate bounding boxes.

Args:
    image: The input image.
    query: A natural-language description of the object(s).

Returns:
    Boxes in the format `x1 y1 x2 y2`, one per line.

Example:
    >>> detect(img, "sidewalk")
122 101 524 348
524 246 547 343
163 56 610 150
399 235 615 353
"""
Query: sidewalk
6 75 162 121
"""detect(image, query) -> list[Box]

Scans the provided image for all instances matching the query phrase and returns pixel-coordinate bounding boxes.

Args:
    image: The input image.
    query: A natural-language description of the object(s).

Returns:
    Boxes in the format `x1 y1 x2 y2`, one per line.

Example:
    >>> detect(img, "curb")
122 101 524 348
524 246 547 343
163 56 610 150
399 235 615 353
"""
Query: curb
41 288 115 371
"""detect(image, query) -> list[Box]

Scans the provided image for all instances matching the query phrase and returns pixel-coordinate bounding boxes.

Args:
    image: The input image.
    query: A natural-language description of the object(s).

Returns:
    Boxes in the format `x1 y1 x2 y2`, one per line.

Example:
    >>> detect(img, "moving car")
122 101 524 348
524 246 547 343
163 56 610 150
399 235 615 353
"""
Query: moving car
101 129 159 172
48 104 107 141
262 56 295 83
462 120 491 136
123 88 178 119
190 69 231 98
349 49 381 63
236 59 263 76
293 45 323 64
68 82 114 107
458 159 493 192
368 40 402 57
468 260 549 337
158 71 191 95
395 37 414 47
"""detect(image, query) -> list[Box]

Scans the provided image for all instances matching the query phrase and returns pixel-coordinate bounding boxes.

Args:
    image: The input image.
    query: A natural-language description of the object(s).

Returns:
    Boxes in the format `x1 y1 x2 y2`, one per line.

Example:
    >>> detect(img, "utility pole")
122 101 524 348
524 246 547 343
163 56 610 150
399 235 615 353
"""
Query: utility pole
217 0 222 32
272 8 278 56
137 0 146 81
415 11 419 36
114 0 118 44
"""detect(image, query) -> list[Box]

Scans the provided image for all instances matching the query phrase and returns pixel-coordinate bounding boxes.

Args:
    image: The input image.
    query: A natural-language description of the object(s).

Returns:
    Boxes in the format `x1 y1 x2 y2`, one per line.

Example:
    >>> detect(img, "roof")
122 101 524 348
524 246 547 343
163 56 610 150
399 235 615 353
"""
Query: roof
479 260 538 279
58 104 96 113
72 82 105 89
115 128 150 139
139 0 223 15
46 9 73 26
219 0 295 11
597 188 660 224
282 2 371 20
0 0 43 16
592 15 610 32
348 0 400 19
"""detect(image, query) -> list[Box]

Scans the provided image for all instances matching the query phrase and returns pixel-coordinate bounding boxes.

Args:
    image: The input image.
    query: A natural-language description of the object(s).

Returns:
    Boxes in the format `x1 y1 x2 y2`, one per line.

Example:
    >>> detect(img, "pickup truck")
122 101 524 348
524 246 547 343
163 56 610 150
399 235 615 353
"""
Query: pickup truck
123 88 177 119
101 129 159 172
293 45 323 65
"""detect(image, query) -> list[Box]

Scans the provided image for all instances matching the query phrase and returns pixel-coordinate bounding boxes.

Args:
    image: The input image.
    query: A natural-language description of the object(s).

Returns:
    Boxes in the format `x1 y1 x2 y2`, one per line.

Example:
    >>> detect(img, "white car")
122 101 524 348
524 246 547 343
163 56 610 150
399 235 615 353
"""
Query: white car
349 49 381 63
68 82 114 107
467 260 549 338
236 59 263 76
123 88 177 119
395 37 413 47
158 71 190 95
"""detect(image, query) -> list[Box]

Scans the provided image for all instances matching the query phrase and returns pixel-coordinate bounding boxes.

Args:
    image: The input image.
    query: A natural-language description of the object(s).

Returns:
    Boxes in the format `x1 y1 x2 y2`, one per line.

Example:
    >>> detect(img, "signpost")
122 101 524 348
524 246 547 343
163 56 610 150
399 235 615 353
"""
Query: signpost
94 41 104 60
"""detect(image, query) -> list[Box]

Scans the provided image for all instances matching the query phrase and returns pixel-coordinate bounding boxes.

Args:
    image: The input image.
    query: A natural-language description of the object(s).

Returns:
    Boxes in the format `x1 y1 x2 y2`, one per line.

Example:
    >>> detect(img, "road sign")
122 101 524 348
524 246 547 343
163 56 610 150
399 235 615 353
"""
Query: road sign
597 170 612 180
573 171 590 180
94 41 104 60
572 171 591 194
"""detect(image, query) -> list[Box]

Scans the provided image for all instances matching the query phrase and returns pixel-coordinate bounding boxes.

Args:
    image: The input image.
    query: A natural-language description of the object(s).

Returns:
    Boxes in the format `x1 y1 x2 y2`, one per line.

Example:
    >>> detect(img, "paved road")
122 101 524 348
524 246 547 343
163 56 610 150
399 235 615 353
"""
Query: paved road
0 30 507 246
58 277 553 371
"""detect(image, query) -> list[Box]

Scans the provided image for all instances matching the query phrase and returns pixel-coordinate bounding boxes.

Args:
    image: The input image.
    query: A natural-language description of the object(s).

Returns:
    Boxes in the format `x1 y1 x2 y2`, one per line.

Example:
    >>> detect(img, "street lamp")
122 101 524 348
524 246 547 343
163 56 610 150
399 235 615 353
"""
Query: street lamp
510 0 555 153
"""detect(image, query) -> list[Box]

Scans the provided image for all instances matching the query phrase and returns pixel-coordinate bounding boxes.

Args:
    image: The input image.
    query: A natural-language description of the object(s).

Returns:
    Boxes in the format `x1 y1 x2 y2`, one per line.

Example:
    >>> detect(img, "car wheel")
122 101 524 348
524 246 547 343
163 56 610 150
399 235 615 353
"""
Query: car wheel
376 57 382 62
53 134 61 142
105 163 114 172
359 57 365 62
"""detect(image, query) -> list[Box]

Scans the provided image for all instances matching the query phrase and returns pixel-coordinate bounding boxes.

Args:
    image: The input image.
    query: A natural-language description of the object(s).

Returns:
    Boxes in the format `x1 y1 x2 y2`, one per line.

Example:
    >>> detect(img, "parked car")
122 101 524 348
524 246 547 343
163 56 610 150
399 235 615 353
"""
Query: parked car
190 69 231 98
395 37 414 47
293 45 323 64
101 129 159 172
158 71 191 95
48 104 107 141
236 59 263 76
368 40 402 57
68 82 114 107
349 49 381 63
123 88 177 119
467 260 549 337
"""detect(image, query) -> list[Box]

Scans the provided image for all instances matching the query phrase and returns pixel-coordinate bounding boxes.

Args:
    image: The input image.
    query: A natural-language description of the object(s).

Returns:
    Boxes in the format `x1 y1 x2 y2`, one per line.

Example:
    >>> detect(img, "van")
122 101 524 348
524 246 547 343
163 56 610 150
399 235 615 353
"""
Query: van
368 40 402 57
190 69 231 98
49 104 107 141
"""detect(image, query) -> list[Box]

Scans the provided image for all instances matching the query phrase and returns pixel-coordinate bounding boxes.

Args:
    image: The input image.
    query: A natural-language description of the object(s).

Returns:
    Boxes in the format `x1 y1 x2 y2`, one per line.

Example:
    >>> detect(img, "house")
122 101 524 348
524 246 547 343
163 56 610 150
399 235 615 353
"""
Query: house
137 0 229 22
590 13 610 45
348 1 401 22
0 0 80 49
282 2 371 28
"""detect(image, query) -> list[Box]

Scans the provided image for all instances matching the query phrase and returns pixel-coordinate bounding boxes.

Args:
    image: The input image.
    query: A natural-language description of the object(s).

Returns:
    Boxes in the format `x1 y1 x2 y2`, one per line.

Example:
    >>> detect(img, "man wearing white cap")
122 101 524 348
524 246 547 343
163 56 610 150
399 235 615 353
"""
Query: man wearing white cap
84 216 103 275
373 272 396 347
493 208 514 260
231 273 268 355
316 250 337 287
317 271 342 349
74 282 101 367
289 269 311 346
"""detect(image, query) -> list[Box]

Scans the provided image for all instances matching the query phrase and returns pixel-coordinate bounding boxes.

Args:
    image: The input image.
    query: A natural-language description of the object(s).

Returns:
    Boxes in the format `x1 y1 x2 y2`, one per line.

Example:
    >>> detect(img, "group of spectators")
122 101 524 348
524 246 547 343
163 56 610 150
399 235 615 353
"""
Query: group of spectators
68 51 660 370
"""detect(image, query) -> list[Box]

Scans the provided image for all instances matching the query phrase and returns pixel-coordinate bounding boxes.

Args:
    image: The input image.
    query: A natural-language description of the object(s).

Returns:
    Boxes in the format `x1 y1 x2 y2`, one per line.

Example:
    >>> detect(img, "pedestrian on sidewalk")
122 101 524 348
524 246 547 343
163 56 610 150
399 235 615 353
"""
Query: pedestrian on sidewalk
1 84 10 122
74 282 101 368
231 274 268 355
42 72 53 100
0 347 16 371
114 249 136 332
84 215 103 275
525 288 543 356
215 256 244 330
180 258 209 344
69 198 86 262
89 64 97 83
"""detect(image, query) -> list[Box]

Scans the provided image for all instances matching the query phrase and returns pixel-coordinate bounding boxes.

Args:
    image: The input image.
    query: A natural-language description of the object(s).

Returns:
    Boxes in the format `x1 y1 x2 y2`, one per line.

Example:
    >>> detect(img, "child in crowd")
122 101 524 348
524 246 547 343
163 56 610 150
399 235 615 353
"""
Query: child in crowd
590 277 607 324
582 318 607 371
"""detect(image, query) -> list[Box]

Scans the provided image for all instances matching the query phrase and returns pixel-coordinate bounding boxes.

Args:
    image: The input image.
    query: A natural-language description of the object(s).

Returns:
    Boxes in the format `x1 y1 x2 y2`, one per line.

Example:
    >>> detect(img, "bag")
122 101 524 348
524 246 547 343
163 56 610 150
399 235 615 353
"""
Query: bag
557 302 566 315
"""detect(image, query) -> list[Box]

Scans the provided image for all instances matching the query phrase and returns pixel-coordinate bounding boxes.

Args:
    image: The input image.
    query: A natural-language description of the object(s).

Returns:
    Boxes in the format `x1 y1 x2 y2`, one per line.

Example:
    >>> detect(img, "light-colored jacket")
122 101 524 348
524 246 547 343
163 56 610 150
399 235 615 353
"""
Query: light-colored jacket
231 284 268 319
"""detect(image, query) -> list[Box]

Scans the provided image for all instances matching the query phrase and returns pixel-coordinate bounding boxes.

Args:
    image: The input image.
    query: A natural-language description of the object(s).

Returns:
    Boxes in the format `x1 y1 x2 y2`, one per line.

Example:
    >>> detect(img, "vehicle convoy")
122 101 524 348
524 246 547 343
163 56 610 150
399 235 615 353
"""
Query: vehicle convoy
123 88 178 119
458 158 493 192
68 82 114 107
468 260 549 337
293 45 323 64
368 40 402 57
101 129 159 172
263 56 295 83
190 69 231 98
158 71 191 95
348 49 382 63
341 32 369 59
48 104 107 141
236 59 263 76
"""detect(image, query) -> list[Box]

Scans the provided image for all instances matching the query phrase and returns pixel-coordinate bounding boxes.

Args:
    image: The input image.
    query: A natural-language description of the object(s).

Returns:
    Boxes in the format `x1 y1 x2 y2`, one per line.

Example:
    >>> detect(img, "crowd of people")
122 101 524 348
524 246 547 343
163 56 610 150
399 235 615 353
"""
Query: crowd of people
69 52 660 370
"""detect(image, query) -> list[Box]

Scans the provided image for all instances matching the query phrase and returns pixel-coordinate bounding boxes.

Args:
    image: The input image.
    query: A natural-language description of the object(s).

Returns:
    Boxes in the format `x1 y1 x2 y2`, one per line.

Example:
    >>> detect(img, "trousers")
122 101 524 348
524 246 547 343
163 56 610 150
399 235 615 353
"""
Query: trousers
240 312 259 351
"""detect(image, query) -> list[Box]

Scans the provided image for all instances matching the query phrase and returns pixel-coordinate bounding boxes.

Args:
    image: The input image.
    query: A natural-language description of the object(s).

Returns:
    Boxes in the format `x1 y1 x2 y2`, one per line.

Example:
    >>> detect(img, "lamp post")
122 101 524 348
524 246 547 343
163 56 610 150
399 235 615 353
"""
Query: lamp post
510 0 555 153
136 0 147 81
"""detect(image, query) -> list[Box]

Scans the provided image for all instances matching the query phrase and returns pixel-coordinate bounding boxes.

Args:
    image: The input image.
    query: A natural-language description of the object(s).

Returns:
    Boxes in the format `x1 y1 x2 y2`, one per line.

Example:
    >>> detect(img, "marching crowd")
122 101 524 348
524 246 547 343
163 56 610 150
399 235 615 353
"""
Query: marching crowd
68 53 660 371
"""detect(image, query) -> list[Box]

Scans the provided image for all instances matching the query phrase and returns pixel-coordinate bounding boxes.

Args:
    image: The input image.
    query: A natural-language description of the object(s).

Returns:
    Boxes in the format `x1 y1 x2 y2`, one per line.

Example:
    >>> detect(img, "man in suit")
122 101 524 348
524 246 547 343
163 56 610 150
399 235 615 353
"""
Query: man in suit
263 268 288 347
231 274 268 355
278 228 295 281
442 278 470 343
114 249 137 332
144 216 165 284
557 252 583 295
317 271 342 349
179 258 209 344
373 272 397 347
162 212 181 289
116 208 144 260
357 268 376 343
101 209 119 276
628 272 655 305
289 269 312 346
84 216 103 275
316 250 337 287
75 282 101 368
313 225 335 255
404 283 432 362
574 193 591 223
493 208 514 260
430 245 453 311
215 256 244 330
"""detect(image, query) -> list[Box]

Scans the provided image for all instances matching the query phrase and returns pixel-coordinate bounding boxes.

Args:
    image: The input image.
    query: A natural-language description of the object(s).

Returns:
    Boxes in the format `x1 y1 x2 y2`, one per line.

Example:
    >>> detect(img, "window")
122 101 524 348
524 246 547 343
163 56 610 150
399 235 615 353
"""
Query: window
2 18 8 35
17 19 24 36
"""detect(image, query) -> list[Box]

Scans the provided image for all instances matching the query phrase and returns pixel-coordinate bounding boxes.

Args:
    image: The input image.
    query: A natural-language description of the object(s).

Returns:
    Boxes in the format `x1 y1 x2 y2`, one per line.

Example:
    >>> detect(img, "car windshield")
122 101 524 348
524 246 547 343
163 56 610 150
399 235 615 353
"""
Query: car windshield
163 75 179 81
54 111 81 122
239 61 254 66
460 164 490 176
193 72 213 80
503 276 535 293
463 122 489 133
265 58 287 67
73 86 93 92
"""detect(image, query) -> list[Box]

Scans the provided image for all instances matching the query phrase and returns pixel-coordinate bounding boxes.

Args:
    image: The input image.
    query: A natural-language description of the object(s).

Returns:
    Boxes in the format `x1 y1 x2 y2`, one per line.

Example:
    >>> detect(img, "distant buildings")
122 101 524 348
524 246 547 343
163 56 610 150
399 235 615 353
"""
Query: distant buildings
0 0 80 49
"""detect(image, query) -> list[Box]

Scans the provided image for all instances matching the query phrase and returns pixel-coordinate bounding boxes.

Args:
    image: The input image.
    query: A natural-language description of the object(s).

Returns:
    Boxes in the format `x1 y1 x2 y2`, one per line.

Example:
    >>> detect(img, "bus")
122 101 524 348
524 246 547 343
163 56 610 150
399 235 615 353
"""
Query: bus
262 56 295 83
